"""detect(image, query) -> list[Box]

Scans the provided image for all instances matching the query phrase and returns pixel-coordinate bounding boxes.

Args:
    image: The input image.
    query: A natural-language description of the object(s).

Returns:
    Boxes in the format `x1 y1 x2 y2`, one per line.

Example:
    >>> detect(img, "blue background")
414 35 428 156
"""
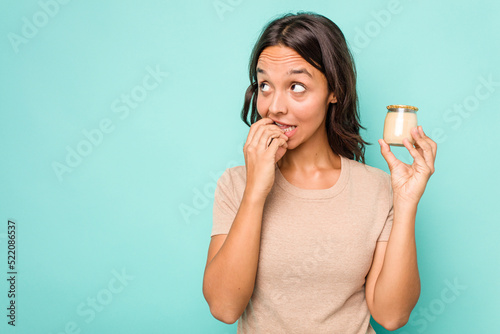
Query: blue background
1 0 499 333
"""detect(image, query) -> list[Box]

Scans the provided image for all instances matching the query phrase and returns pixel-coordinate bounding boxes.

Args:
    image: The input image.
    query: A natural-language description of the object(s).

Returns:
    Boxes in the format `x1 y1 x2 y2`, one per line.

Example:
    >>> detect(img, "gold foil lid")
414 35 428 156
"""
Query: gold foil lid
386 104 419 111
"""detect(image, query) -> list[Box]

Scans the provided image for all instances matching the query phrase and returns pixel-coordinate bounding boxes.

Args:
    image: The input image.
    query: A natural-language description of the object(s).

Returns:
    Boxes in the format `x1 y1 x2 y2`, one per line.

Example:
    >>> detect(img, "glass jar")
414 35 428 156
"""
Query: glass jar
383 105 418 146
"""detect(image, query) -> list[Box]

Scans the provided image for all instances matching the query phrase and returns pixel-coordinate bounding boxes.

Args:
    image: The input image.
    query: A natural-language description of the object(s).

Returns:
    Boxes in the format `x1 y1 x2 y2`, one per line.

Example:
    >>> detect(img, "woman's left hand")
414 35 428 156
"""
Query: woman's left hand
378 126 437 206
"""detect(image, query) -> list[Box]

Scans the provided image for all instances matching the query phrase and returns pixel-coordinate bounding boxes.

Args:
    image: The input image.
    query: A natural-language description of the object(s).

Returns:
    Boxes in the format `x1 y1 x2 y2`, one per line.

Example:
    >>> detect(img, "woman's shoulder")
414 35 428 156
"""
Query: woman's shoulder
217 165 246 189
345 157 391 187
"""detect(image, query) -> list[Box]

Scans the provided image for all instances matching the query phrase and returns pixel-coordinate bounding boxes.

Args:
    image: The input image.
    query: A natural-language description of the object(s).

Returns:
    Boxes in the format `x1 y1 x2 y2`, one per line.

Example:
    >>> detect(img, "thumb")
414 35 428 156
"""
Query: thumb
378 139 398 170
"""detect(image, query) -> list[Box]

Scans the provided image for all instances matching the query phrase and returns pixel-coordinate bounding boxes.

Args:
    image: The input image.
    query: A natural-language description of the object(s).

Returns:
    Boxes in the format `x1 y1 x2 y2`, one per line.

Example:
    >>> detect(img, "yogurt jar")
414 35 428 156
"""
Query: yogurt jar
383 105 418 146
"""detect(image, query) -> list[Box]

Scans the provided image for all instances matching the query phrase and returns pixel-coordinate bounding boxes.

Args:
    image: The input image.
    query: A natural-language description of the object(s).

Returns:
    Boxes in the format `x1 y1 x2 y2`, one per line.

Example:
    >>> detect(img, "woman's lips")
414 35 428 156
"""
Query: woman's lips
273 121 297 137
273 120 295 129
273 120 297 138
282 126 297 138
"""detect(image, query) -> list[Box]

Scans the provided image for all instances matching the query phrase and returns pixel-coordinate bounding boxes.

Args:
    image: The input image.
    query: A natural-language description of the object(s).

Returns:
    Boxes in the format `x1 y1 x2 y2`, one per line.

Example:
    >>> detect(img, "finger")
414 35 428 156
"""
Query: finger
412 127 432 156
268 137 288 154
246 117 275 145
246 118 275 147
269 130 288 144
412 127 435 173
378 139 399 169
265 123 288 141
413 141 424 159
276 130 288 142
403 137 430 173
267 132 288 147
259 128 287 150
249 121 279 150
418 126 437 159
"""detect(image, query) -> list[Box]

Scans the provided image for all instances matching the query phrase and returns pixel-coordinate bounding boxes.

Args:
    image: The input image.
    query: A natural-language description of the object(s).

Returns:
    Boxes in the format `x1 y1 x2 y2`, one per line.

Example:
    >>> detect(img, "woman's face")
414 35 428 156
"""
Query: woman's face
256 45 336 149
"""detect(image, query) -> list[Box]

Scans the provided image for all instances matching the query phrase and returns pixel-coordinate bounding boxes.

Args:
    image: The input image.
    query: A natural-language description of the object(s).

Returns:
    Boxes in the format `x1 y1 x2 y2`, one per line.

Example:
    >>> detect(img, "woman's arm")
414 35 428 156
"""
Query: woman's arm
203 191 266 324
366 125 437 330
203 118 288 324
365 203 420 330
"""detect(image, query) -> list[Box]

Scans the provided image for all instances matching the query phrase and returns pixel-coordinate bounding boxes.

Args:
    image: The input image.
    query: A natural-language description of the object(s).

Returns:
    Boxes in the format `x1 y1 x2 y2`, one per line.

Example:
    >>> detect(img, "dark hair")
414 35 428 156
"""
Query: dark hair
241 12 369 163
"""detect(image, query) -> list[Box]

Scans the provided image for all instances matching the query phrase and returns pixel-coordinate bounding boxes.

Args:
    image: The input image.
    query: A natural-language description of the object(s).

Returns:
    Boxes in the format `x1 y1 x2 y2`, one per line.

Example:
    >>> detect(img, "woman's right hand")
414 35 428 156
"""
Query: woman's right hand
243 117 288 201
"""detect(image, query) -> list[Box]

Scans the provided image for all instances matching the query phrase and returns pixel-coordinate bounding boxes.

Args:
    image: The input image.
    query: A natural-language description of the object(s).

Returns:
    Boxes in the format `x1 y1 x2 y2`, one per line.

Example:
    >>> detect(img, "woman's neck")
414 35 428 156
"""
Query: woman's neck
277 131 340 173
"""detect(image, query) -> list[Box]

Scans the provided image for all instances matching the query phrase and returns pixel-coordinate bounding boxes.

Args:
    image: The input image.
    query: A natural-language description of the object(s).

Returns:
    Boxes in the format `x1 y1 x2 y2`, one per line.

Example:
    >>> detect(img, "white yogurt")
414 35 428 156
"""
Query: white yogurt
383 105 418 146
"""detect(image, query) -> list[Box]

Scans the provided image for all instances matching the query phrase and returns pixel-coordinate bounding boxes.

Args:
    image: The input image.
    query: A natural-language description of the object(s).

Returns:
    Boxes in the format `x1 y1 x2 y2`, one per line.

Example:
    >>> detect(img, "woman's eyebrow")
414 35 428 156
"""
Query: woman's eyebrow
256 67 312 78
288 68 312 78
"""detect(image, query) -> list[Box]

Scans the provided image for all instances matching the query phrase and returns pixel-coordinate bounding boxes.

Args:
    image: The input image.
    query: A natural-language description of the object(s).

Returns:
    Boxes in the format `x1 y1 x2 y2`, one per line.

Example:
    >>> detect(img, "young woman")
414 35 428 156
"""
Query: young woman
203 12 437 333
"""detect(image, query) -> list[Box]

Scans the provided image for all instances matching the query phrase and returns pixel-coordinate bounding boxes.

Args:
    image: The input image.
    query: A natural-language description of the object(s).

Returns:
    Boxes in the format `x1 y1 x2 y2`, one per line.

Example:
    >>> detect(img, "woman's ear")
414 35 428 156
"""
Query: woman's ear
328 92 337 104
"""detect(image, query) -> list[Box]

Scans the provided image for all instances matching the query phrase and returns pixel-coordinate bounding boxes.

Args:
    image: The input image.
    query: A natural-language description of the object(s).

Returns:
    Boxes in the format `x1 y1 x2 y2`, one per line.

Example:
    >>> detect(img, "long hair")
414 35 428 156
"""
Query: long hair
241 12 369 163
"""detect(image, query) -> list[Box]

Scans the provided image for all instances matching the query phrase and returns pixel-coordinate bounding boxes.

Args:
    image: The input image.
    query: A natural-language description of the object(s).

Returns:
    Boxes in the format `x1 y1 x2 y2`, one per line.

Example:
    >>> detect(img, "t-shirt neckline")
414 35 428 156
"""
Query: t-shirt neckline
274 155 350 199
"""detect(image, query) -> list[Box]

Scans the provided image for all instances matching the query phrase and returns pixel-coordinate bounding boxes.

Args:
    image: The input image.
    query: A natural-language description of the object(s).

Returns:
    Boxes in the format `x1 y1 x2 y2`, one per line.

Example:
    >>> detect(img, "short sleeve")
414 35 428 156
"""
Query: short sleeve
377 204 393 242
211 168 239 237
377 174 394 242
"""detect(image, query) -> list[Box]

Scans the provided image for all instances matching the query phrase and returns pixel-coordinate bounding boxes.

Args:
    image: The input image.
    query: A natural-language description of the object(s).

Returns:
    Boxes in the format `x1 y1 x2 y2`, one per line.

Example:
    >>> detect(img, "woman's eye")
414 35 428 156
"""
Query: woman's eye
259 83 270 92
291 83 305 93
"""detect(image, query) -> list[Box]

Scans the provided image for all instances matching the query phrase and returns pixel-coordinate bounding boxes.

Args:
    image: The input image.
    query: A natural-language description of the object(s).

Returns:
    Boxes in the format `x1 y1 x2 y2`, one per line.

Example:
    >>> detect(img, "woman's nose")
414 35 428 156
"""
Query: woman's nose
268 91 287 115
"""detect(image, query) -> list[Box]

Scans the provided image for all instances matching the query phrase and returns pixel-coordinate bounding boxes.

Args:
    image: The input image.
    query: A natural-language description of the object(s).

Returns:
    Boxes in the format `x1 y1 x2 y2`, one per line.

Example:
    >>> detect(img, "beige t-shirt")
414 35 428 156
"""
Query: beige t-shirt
211 155 394 334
